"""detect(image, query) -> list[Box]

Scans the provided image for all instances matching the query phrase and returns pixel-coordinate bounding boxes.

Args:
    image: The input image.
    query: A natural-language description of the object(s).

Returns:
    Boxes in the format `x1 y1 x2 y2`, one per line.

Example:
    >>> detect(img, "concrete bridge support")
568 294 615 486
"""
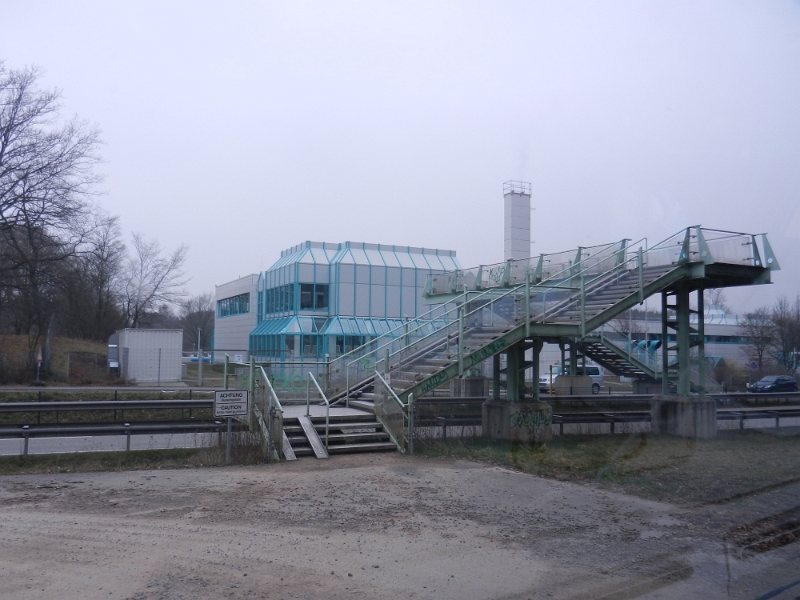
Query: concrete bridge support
483 339 552 443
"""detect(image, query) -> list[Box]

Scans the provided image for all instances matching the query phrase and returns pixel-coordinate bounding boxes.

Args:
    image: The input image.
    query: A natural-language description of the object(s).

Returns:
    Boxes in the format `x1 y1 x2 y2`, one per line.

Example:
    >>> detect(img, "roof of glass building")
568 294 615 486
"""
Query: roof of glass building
267 241 459 272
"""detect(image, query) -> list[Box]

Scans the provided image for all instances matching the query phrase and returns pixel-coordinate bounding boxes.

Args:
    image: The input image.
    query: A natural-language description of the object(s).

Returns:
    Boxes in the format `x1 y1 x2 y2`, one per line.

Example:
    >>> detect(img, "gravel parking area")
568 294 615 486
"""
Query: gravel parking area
0 453 798 599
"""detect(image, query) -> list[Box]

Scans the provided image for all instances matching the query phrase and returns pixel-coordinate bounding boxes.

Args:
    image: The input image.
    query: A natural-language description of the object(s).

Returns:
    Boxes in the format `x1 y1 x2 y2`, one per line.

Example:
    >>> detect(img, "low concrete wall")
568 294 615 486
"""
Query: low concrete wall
482 400 553 443
651 395 716 439
633 380 662 395
554 375 592 396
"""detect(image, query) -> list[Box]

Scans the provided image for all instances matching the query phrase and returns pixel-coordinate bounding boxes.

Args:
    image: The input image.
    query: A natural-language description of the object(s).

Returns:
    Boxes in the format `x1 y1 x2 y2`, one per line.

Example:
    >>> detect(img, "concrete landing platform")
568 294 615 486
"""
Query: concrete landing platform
282 405 373 419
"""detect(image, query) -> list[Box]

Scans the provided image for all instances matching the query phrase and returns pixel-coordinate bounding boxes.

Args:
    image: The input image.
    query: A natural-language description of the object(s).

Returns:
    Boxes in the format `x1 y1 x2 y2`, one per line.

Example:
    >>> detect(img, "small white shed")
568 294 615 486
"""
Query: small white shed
117 329 183 384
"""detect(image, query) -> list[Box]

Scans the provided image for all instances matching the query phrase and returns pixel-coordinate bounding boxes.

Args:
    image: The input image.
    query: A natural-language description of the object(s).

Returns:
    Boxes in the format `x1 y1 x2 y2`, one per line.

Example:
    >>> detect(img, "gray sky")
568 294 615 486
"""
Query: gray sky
4 1 800 312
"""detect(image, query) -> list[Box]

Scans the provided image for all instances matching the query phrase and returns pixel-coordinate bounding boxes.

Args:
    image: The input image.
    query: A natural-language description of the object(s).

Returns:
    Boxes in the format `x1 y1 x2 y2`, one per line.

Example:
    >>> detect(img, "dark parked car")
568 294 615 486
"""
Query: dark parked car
749 375 798 393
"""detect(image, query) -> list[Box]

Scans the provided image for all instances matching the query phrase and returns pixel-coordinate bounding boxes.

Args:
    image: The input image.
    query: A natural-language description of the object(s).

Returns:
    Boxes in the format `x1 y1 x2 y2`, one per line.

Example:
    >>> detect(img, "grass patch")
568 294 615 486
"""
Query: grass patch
417 428 800 505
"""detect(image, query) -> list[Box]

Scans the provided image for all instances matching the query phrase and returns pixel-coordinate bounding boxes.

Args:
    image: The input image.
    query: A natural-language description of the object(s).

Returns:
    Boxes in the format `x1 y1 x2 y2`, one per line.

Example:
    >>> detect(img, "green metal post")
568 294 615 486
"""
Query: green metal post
223 354 229 390
569 343 577 376
531 340 543 402
458 307 464 376
696 288 705 396
580 276 586 338
493 354 501 400
661 292 669 395
761 234 780 270
506 347 520 402
533 254 543 283
525 266 531 338
696 227 712 264
249 356 255 397
324 353 330 393
408 392 414 455
676 283 691 396
637 247 644 304
679 227 692 264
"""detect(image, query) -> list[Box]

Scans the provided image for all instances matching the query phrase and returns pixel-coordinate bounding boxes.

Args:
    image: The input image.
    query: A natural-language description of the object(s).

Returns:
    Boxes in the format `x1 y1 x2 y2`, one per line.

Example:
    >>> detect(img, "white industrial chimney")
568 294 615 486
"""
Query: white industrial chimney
503 181 532 261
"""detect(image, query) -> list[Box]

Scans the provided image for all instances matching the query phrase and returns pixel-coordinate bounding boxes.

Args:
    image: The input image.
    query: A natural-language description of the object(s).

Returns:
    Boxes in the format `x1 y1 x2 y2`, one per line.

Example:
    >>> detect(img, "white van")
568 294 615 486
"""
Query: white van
539 364 604 394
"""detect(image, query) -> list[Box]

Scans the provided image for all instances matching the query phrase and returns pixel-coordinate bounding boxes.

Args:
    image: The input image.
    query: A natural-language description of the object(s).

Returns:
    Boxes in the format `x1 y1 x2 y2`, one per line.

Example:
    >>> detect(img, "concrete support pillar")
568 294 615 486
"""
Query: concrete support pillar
651 395 716 439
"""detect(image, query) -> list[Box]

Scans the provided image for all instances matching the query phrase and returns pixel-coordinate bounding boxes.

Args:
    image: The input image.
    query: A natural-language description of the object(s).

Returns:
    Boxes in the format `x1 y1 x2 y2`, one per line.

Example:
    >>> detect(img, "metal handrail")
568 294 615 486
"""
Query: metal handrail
427 239 628 296
374 369 407 410
306 372 330 449
373 369 415 454
380 228 705 386
259 365 284 414
0 400 212 412
381 237 646 373
336 240 632 398
330 227 724 397
382 240 631 369
342 284 514 400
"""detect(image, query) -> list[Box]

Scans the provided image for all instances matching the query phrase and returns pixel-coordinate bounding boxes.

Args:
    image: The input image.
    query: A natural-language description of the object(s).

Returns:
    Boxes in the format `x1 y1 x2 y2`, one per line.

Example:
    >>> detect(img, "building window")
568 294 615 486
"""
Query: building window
217 293 250 318
299 284 329 311
264 284 296 314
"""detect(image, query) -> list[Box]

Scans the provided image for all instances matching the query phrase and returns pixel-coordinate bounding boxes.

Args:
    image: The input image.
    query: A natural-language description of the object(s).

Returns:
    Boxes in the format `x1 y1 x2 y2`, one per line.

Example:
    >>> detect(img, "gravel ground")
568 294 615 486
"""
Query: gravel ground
0 453 798 599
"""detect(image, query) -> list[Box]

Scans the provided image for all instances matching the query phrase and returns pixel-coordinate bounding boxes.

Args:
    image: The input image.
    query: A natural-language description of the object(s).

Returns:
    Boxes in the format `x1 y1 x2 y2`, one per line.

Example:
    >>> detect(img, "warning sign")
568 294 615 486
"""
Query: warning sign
214 390 249 418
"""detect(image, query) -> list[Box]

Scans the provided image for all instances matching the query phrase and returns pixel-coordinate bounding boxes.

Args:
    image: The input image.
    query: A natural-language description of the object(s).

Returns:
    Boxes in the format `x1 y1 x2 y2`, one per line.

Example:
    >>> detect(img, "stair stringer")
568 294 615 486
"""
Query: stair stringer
579 336 658 380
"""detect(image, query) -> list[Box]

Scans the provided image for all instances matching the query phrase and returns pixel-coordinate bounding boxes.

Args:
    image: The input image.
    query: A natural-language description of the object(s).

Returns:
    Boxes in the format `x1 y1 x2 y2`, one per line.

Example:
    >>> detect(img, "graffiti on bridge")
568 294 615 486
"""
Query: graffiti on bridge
510 407 552 435
270 369 305 391
415 337 509 395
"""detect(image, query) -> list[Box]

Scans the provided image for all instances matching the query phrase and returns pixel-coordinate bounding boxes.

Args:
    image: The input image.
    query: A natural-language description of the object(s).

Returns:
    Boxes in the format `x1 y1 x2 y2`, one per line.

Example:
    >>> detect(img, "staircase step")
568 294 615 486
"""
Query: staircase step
327 442 398 454
307 414 377 423
326 432 390 443
311 421 384 430
347 400 375 413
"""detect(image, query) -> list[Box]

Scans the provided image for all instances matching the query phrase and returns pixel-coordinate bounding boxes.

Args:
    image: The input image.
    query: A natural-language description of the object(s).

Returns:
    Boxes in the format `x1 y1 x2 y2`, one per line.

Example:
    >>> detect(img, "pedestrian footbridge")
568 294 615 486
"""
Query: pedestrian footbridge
245 226 779 457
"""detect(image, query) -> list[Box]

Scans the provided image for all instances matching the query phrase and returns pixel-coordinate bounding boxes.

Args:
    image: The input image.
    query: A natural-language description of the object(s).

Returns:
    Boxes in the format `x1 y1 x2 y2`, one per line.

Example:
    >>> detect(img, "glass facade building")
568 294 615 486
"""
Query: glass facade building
249 241 459 361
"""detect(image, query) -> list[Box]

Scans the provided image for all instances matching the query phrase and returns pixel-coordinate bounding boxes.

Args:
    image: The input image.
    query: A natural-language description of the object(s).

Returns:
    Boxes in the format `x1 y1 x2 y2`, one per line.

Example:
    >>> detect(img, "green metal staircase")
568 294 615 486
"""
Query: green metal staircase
274 227 779 453
578 335 658 380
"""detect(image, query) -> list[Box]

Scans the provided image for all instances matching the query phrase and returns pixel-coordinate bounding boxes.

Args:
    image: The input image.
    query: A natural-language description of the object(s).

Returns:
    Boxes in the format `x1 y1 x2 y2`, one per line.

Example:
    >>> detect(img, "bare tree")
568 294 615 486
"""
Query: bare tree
0 62 99 261
57 214 126 339
770 296 800 374
704 288 729 312
739 306 774 372
0 62 101 371
180 293 214 351
123 233 188 328
83 214 126 335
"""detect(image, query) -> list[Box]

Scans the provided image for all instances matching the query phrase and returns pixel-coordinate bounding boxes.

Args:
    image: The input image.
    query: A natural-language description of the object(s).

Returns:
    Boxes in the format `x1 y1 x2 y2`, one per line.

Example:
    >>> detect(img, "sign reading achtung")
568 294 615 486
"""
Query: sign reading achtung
214 390 249 418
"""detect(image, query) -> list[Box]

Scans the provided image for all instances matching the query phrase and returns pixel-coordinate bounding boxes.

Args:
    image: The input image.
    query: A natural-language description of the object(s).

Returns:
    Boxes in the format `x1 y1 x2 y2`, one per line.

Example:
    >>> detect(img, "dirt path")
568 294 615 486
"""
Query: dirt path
0 453 797 599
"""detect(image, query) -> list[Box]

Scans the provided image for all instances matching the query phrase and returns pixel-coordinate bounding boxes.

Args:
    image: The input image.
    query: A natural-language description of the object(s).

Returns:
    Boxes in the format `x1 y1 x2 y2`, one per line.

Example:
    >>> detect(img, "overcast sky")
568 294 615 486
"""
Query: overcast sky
3 1 800 312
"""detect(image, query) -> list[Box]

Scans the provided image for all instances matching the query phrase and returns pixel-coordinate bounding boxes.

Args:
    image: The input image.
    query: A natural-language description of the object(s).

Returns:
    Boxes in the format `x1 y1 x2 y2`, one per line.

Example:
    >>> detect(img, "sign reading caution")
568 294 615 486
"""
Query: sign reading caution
214 390 249 418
